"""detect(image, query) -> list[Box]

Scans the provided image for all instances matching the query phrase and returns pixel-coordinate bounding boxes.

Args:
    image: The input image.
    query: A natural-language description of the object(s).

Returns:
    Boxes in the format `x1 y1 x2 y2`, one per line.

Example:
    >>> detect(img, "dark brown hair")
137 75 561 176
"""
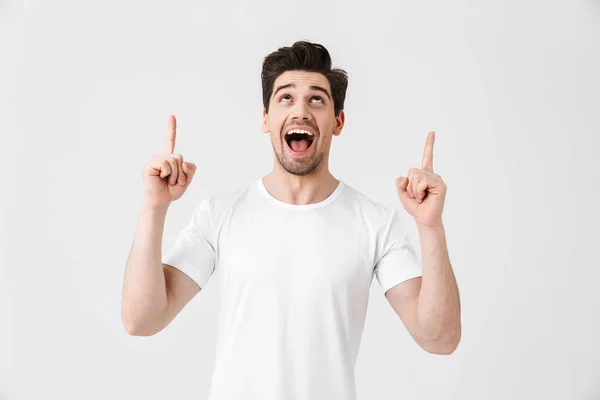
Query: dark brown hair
261 40 348 117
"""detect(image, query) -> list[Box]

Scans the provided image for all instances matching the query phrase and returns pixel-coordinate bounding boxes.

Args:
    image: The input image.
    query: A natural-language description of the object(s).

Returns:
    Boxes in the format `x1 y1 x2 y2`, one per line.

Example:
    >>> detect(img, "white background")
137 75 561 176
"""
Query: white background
2 0 600 398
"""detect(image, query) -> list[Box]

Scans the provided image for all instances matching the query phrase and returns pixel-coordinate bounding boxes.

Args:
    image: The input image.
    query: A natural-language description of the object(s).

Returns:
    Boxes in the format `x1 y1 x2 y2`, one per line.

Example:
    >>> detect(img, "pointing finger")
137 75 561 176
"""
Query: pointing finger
163 114 176 154
421 131 435 173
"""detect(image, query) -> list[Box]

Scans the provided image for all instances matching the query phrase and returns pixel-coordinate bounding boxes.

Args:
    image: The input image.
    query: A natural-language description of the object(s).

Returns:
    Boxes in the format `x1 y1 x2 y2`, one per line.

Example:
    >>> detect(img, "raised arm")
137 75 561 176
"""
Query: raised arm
121 114 198 336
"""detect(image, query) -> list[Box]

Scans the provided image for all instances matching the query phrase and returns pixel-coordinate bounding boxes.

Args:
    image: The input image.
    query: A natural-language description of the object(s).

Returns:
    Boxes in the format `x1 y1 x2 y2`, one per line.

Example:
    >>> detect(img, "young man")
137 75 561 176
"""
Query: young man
122 40 461 400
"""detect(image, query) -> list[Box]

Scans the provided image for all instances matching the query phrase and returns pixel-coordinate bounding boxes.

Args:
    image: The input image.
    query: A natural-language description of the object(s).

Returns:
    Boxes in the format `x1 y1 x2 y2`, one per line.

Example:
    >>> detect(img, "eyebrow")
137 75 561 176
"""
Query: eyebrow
272 83 332 101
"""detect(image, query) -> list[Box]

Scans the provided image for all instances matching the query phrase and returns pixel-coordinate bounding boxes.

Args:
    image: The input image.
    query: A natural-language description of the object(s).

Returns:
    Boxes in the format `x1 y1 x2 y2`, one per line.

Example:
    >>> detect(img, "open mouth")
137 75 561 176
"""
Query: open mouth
284 131 315 153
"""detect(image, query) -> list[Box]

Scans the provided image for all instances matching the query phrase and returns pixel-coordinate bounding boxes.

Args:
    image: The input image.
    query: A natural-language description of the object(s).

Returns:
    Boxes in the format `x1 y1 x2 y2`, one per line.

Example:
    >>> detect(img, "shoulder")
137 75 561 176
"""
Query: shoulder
193 179 258 221
340 181 398 226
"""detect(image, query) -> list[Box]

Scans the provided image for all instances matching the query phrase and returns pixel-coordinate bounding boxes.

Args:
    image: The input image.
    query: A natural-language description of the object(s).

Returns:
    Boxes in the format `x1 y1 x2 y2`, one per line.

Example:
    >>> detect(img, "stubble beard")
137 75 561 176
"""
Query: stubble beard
272 138 325 177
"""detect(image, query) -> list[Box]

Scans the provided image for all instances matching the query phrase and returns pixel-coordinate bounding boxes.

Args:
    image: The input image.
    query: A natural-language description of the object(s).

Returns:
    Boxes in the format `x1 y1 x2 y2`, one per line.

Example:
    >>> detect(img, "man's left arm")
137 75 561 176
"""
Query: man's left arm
386 130 461 355
385 223 461 355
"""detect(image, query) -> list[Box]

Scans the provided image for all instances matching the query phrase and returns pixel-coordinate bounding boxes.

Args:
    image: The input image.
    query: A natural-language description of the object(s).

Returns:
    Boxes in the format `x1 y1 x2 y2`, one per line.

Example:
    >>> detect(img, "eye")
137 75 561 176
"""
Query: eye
278 94 324 104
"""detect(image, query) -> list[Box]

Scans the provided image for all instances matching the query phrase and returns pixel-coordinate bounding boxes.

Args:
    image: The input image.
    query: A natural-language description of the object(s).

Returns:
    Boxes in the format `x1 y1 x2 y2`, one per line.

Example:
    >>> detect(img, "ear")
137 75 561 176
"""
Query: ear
262 108 269 134
332 110 345 136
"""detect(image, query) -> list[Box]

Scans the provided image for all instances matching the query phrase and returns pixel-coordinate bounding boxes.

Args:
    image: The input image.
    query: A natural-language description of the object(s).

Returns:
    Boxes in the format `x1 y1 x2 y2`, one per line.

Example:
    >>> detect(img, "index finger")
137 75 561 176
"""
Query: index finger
163 114 176 154
421 130 435 172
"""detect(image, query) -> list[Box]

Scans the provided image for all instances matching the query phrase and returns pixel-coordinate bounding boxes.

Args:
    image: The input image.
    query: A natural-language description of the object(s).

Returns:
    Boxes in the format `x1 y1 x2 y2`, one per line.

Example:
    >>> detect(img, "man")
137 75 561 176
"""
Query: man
121 40 461 400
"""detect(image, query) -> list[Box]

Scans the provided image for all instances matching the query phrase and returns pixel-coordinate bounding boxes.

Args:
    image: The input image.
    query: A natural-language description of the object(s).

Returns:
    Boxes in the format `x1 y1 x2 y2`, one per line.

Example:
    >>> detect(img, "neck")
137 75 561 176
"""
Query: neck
262 169 339 206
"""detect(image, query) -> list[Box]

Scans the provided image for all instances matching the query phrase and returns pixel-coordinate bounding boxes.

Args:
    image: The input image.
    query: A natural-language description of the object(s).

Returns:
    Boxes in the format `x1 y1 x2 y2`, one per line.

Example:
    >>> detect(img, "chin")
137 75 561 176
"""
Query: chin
283 153 323 176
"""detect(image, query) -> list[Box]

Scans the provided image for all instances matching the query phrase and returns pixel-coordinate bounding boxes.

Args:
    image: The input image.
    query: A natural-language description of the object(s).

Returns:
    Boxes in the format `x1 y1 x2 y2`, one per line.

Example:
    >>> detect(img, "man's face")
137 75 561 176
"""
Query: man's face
262 70 345 176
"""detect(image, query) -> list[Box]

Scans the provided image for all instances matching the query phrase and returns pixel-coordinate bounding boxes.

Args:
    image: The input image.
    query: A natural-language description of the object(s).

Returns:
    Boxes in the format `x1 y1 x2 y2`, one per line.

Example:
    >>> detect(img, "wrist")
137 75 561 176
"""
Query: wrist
141 200 170 214
416 221 445 233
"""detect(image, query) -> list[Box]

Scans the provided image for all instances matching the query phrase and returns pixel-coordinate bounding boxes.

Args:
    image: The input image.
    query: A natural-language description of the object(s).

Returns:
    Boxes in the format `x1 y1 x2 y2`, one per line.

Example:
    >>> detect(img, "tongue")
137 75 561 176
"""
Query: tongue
290 139 310 152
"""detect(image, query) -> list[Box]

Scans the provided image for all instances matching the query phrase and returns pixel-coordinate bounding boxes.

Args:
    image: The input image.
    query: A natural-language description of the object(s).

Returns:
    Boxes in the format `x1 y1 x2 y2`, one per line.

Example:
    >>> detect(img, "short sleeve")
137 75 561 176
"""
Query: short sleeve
373 208 422 294
162 199 216 289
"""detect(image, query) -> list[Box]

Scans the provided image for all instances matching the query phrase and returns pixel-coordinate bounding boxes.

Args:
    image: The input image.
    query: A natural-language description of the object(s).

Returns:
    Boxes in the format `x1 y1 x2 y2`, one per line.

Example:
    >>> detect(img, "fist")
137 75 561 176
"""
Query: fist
142 114 197 208
395 131 447 228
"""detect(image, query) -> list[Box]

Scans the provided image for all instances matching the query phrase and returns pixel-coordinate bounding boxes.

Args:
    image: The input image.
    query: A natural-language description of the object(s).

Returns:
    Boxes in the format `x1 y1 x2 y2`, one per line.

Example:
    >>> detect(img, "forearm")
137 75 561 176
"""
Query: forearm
121 201 170 335
415 223 461 350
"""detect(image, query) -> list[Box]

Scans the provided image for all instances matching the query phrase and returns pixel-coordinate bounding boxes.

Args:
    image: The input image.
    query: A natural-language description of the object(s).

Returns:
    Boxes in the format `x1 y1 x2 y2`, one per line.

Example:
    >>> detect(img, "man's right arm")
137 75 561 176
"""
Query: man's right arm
121 202 200 336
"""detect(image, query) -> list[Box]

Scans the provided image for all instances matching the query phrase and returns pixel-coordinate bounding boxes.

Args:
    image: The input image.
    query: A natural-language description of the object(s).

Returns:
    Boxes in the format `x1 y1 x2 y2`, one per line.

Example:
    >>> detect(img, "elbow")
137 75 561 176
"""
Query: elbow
122 319 144 336
122 318 160 336
424 336 461 355
121 310 162 337
121 297 168 336
123 321 140 336
421 323 462 355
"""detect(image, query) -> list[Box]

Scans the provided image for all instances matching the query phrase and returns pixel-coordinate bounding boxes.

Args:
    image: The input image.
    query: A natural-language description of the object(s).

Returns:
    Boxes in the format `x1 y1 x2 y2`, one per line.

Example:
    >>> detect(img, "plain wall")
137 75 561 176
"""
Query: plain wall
2 0 599 398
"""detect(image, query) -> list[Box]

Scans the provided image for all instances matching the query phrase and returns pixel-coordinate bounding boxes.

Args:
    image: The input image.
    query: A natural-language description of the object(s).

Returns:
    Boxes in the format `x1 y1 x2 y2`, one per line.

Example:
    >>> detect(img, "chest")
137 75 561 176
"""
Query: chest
216 212 375 292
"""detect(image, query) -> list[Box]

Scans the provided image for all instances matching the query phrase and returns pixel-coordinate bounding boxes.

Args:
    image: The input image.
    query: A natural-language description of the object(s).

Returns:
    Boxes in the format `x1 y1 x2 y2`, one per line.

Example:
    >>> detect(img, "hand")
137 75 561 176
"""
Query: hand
142 114 197 208
395 131 447 228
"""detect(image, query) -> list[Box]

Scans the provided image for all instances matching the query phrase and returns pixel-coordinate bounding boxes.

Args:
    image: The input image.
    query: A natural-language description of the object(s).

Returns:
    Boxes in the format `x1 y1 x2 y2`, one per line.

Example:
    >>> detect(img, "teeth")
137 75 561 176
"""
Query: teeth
287 129 314 136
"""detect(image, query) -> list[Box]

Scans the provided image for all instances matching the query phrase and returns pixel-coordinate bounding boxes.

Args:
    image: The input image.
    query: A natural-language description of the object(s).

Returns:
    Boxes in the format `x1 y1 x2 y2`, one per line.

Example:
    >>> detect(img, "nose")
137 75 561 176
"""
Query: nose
290 101 311 121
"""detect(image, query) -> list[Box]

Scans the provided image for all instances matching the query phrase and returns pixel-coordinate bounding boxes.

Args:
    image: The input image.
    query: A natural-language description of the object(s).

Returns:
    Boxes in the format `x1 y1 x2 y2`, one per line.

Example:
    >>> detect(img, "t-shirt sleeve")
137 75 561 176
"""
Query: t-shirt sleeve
373 207 422 294
162 199 216 289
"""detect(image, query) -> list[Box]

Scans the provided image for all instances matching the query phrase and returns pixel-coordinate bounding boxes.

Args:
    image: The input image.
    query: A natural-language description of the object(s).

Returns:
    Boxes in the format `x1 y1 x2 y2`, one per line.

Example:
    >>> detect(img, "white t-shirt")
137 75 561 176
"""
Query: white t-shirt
162 178 422 400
